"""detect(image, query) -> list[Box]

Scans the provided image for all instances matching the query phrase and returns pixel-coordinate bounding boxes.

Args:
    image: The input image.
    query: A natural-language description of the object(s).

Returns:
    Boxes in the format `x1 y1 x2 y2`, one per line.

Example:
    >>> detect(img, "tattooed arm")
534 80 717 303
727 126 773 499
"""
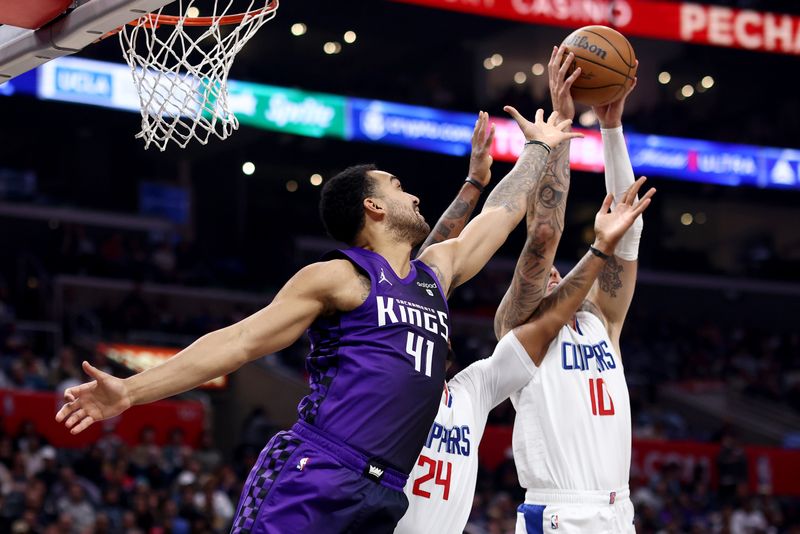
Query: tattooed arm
493 141 569 339
416 183 481 257
493 46 582 338
513 178 655 364
417 112 495 257
418 108 581 296
514 249 610 364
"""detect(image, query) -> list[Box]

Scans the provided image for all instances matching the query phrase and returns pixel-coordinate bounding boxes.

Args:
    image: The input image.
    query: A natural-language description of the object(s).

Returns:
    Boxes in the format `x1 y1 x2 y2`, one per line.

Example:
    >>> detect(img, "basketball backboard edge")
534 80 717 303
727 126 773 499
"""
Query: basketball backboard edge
0 0 174 81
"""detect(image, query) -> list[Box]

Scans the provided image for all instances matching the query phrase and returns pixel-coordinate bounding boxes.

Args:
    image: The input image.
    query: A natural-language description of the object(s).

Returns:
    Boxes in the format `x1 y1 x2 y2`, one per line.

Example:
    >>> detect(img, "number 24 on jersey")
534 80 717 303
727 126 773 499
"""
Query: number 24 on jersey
412 455 452 500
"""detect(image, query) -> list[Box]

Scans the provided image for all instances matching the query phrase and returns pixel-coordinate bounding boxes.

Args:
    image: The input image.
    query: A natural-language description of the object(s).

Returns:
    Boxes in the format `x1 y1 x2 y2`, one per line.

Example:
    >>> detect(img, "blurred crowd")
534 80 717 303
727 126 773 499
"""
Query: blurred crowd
0 420 256 534
56 225 254 291
0 187 798 534
1 414 798 533
2 291 800 532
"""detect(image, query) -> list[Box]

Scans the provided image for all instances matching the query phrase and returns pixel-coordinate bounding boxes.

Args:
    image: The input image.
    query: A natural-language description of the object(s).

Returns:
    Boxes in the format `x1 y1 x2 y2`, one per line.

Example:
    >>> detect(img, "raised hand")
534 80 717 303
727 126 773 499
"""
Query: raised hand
549 45 582 122
593 176 655 254
468 111 496 188
592 65 638 129
504 107 584 150
55 361 132 434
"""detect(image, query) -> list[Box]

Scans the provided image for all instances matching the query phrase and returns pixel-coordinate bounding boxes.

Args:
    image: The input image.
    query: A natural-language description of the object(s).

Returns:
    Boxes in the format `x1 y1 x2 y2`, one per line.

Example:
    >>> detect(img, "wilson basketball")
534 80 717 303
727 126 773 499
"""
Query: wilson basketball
561 25 637 106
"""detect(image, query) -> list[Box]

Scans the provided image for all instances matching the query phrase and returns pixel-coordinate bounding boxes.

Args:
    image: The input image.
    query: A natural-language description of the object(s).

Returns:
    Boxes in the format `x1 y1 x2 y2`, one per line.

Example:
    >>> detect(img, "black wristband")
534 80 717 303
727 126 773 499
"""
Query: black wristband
524 139 552 154
464 177 484 193
589 245 611 260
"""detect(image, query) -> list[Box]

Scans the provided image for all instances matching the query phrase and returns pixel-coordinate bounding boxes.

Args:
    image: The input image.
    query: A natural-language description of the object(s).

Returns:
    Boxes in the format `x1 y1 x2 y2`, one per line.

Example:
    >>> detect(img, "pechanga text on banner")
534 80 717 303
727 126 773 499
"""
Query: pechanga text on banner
391 0 800 56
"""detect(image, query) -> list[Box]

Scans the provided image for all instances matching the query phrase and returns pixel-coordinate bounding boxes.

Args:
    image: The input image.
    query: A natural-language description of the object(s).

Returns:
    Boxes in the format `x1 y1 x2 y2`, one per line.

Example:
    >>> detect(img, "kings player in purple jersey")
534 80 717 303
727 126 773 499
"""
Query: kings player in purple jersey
55 108 581 533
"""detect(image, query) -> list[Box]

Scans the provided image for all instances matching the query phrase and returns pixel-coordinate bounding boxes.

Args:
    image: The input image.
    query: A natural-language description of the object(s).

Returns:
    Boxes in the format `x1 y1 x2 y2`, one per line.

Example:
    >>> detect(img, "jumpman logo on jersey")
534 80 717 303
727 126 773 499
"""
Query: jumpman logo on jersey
378 268 393 286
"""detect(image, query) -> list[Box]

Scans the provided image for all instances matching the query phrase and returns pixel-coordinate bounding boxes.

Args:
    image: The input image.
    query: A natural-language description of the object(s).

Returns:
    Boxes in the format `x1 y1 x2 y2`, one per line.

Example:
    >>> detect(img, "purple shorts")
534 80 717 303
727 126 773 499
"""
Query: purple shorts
231 421 409 534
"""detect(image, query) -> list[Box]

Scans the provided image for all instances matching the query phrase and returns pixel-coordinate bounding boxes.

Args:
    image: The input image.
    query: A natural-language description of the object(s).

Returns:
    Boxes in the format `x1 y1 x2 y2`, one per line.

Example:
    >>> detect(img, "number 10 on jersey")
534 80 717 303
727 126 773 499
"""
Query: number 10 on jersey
589 378 615 416
406 332 433 377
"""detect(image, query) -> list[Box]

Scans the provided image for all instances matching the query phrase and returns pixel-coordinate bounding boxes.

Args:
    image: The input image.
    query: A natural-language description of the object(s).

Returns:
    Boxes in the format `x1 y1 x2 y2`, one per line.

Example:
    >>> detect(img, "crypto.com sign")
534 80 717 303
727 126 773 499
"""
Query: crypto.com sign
393 0 800 56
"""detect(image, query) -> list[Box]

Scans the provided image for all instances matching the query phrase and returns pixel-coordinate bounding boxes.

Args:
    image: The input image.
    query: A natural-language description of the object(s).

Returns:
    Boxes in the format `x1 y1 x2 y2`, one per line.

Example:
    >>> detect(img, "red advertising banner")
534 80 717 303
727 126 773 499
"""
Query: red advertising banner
393 0 800 56
490 119 604 170
98 343 227 388
0 389 206 448
480 426 800 496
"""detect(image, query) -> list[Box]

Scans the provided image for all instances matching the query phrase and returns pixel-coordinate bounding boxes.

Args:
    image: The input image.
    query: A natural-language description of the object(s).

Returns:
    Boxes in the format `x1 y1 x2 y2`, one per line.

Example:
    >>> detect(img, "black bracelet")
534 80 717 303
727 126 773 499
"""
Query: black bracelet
524 139 552 154
589 245 611 260
464 177 485 193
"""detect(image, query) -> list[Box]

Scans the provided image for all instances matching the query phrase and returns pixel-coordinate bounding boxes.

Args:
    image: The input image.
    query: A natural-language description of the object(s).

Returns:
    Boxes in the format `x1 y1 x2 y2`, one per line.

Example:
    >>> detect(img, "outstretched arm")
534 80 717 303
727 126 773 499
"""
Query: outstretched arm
419 109 582 296
417 112 495 256
56 260 358 434
514 178 655 364
585 75 641 345
494 46 581 338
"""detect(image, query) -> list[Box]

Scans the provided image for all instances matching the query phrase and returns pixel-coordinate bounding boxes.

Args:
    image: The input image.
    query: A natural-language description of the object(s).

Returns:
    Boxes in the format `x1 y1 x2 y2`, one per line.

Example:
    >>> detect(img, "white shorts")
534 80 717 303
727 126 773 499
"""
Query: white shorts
515 488 635 534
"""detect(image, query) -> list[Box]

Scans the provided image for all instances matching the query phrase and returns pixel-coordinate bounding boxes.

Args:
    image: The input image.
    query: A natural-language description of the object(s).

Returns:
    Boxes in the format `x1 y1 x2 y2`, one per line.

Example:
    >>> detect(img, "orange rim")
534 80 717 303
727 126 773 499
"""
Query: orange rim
133 0 278 28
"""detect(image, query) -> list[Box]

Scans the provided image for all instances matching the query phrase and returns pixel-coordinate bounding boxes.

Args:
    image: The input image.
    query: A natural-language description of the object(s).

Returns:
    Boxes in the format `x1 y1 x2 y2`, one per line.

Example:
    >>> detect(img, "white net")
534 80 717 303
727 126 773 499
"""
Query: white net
119 0 278 151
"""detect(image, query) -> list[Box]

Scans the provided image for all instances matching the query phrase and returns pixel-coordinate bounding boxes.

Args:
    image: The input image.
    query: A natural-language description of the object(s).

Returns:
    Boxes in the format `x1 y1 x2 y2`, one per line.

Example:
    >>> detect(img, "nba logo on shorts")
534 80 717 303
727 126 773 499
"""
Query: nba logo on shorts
550 514 559 529
609 491 616 504
296 457 309 471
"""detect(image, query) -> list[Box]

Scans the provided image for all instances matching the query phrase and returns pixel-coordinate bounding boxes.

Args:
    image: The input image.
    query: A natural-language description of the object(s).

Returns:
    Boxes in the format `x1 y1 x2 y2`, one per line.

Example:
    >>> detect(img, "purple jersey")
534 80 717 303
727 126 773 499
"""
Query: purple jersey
297 247 450 474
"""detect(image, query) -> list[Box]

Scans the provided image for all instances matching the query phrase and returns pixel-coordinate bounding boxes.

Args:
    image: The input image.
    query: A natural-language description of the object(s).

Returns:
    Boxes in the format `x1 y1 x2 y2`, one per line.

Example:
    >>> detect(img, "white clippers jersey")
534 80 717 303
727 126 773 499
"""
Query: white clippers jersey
395 332 537 534
511 311 631 492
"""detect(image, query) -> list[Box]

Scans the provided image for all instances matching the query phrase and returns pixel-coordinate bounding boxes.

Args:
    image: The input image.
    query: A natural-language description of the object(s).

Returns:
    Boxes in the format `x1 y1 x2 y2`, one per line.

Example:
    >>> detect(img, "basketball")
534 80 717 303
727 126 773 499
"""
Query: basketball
561 25 637 106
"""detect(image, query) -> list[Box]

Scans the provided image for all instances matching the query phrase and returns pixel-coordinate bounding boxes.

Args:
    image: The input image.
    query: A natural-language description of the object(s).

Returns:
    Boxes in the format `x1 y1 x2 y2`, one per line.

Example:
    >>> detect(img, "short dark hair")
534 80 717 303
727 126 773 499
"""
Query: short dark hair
319 164 378 245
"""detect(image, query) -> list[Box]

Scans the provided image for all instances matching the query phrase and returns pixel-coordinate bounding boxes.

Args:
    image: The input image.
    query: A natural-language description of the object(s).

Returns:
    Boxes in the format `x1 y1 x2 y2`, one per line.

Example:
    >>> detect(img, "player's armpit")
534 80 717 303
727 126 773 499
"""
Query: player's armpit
417 242 457 298
579 299 608 330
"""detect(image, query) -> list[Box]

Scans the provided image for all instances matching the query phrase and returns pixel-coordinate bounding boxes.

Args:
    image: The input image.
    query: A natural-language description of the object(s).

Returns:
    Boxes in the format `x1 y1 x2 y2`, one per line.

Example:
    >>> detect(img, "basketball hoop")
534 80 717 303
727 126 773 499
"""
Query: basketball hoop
118 0 279 150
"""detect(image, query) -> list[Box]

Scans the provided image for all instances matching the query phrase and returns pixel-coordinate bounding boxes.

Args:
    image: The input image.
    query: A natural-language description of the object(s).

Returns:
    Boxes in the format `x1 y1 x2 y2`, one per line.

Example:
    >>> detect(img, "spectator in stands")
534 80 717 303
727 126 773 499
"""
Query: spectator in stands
717 429 749 504
129 426 163 485
194 430 222 474
56 482 95 533
193 474 234 531
49 345 81 392
730 494 772 534
163 427 191 476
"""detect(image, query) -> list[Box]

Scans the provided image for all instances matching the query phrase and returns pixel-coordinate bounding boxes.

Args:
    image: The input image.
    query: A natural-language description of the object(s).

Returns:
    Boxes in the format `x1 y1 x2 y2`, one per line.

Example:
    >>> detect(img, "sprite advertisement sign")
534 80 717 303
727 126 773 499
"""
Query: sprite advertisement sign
227 81 348 139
